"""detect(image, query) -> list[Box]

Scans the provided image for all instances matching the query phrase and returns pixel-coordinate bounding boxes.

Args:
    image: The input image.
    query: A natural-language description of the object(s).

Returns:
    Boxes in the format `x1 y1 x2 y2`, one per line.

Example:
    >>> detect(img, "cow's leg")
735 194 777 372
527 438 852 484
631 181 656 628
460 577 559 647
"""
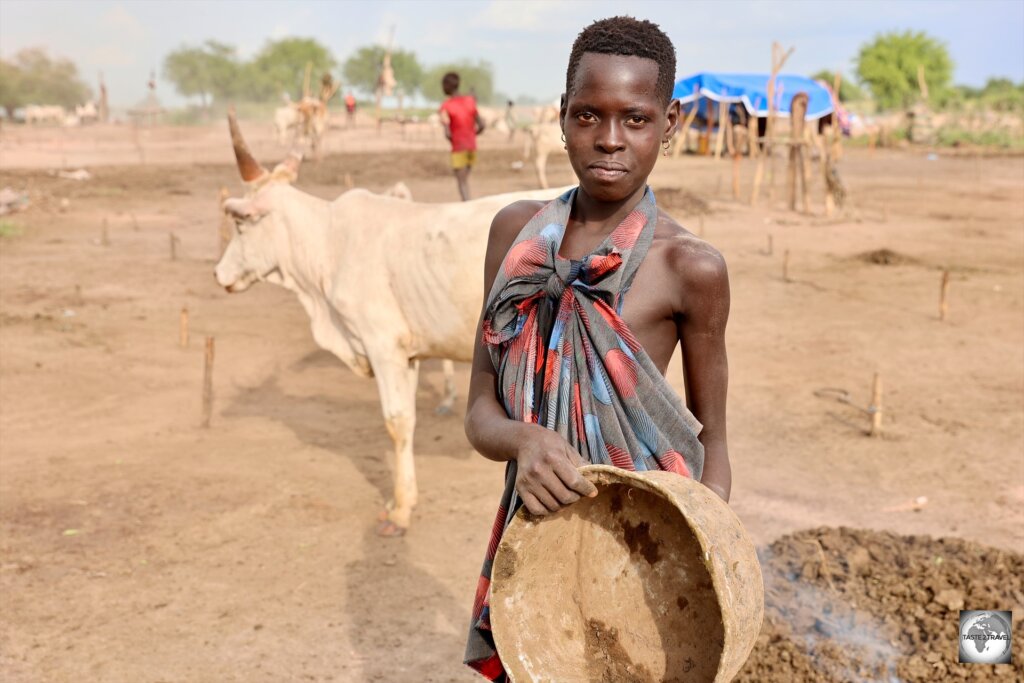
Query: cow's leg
371 353 420 536
534 151 550 189
435 359 457 416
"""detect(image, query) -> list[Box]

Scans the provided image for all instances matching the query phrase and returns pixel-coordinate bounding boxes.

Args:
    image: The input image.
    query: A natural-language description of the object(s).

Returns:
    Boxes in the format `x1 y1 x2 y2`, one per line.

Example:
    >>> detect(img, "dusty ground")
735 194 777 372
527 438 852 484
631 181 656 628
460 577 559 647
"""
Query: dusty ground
1 120 1022 682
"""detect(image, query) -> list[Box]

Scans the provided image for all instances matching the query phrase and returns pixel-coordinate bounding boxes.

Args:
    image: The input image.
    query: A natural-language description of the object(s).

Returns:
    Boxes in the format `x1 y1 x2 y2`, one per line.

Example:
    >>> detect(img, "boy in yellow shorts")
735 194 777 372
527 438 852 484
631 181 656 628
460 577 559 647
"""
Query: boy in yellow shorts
439 71 485 200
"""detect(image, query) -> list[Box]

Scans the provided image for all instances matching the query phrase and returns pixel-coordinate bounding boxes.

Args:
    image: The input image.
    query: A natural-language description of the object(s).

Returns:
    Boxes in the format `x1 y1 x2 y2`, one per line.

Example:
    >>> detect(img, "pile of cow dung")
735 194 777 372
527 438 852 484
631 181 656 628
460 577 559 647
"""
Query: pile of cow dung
735 527 1023 682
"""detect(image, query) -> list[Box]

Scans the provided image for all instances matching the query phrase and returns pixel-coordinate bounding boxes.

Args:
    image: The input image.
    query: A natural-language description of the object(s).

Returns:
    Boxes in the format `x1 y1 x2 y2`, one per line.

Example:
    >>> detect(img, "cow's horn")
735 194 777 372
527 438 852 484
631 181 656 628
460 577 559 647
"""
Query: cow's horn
227 107 267 182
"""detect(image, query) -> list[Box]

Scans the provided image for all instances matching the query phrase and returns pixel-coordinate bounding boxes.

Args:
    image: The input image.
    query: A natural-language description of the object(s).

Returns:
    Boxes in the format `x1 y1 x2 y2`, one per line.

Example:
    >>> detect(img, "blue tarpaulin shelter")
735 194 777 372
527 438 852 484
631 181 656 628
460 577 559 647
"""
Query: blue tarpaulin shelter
673 73 835 121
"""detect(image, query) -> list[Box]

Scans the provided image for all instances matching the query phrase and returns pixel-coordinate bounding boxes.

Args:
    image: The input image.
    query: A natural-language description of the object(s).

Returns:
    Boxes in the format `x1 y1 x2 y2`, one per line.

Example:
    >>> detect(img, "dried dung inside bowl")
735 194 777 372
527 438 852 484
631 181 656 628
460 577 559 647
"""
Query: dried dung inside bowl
490 465 763 683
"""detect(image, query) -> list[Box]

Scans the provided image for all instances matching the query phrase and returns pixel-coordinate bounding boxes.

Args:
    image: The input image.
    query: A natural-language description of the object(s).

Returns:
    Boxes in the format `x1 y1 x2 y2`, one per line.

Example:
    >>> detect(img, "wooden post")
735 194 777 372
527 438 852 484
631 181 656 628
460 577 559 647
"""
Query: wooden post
701 100 713 156
869 373 883 437
822 118 845 217
939 271 950 321
767 233 773 256
714 95 727 160
344 173 354 189
788 92 809 212
732 152 741 200
179 306 189 348
169 232 178 261
101 218 110 246
674 85 701 158
697 214 705 238
751 42 794 206
201 336 215 428
783 249 791 282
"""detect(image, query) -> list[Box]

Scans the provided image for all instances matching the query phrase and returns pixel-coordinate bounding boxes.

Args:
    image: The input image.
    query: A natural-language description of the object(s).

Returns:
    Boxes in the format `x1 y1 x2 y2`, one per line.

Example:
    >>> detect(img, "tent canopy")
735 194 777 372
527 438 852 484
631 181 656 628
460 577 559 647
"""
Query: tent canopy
673 73 834 121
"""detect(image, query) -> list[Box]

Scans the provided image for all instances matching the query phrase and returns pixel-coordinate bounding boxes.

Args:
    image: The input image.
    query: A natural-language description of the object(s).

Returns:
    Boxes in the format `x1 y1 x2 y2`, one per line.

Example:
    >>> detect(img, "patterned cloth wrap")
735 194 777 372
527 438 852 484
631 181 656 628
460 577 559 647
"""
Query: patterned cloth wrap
464 187 705 681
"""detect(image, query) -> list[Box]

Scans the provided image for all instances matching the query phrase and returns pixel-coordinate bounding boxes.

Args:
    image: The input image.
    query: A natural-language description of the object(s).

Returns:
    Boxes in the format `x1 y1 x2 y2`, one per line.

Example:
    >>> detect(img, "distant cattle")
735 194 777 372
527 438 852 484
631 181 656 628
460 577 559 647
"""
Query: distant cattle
24 105 66 126
523 122 566 189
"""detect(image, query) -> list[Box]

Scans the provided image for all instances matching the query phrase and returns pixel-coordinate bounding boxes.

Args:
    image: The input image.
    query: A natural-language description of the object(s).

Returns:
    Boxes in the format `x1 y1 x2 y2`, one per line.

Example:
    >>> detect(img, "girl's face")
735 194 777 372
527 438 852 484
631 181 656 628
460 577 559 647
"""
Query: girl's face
561 53 679 202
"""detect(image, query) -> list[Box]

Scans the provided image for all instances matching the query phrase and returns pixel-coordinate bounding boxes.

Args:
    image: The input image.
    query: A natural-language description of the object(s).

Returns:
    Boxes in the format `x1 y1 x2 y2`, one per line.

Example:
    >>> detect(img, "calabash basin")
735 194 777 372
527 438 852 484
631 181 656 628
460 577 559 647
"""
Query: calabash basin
490 465 763 683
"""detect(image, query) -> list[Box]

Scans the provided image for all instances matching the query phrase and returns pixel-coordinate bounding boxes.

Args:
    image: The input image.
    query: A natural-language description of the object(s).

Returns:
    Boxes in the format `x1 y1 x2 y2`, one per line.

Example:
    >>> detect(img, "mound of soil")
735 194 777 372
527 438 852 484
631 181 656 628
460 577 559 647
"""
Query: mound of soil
855 248 920 266
737 528 1024 682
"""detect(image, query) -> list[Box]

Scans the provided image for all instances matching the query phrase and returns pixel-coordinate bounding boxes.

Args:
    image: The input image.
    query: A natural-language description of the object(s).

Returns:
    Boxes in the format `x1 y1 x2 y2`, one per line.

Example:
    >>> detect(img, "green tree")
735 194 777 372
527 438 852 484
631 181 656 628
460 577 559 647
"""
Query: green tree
0 48 91 117
247 37 335 101
421 60 494 103
810 70 865 102
163 40 241 108
855 31 953 109
0 58 24 118
980 77 1024 111
342 46 423 97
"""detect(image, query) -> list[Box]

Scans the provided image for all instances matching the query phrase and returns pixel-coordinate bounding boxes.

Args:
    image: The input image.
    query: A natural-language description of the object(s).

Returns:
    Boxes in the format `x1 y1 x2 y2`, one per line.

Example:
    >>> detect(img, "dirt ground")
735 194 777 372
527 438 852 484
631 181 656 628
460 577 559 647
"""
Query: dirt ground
1 119 1022 682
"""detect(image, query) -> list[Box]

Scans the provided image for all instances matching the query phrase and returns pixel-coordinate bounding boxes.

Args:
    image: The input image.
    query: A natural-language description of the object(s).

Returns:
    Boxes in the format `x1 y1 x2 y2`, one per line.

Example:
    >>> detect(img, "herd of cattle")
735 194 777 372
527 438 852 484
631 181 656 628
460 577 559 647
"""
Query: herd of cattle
21 101 99 127
216 111 570 535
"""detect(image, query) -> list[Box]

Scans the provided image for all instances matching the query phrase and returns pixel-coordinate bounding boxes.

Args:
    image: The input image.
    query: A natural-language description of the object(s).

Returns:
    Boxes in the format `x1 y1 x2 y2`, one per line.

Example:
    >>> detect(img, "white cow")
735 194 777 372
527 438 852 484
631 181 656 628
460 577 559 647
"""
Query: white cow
273 104 300 144
523 122 566 189
215 111 569 535
24 105 66 125
75 102 99 124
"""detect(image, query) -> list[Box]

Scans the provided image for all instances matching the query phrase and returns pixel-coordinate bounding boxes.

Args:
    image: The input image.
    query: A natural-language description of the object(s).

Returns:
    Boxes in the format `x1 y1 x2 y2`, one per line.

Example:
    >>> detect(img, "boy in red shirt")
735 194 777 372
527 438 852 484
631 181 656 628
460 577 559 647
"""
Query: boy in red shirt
439 71 485 200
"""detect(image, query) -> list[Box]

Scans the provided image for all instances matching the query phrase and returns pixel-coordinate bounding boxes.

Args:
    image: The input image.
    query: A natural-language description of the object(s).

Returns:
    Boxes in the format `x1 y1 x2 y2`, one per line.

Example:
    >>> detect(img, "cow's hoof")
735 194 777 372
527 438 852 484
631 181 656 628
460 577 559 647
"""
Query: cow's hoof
434 404 454 417
375 519 407 538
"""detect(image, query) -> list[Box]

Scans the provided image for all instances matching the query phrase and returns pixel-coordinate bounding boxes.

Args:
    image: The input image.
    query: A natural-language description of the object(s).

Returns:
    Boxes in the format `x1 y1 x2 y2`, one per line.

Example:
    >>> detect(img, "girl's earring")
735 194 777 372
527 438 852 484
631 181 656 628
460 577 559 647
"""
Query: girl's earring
561 133 567 150
662 139 671 156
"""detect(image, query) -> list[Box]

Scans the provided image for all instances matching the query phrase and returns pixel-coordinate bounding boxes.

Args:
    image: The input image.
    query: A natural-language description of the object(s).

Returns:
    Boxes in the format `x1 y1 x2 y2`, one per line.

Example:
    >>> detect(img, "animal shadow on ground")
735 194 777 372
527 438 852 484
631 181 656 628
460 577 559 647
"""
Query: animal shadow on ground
289 349 459 412
344 524 473 682
222 374 393 501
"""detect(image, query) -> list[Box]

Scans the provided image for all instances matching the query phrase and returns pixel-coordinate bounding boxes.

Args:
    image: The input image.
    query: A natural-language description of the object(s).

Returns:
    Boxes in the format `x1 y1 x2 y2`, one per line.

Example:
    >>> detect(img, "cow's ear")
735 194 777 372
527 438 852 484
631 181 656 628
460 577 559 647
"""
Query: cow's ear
223 197 267 225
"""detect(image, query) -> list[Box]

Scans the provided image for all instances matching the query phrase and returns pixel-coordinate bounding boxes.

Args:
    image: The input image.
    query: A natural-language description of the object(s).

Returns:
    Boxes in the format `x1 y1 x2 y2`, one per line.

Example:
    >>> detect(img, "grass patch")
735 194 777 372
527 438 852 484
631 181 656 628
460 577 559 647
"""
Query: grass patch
0 220 23 238
936 127 1024 149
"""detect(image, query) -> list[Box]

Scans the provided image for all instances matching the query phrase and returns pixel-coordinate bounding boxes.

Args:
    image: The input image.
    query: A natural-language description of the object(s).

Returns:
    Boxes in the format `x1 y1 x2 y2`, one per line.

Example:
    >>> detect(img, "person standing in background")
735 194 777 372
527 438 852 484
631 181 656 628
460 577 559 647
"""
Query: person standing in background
439 72 485 201
344 91 357 128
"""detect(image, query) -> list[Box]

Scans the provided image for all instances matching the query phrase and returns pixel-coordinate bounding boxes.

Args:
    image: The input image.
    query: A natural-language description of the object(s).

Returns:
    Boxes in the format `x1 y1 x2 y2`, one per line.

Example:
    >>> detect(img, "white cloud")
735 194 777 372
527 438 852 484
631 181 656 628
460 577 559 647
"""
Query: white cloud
101 3 146 41
89 43 136 68
470 0 575 32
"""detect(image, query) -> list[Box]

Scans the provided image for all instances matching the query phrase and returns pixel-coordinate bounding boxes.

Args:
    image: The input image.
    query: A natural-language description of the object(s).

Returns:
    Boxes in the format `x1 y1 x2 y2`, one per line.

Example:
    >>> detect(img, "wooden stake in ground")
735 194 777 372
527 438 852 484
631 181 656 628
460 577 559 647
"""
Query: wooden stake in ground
344 173 354 189
821 73 846 217
766 233 774 256
218 187 232 256
169 232 178 261
179 306 189 348
939 270 951 322
869 373 883 437
698 214 705 238
751 42 794 206
783 249 791 282
714 94 727 160
201 336 215 428
101 218 110 246
672 85 700 159
787 92 809 213
732 152 741 200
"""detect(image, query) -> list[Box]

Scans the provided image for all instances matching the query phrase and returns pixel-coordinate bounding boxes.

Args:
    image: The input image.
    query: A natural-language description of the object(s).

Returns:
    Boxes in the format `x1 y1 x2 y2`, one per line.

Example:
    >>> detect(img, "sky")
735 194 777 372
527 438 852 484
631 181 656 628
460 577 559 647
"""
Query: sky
2 0 1022 107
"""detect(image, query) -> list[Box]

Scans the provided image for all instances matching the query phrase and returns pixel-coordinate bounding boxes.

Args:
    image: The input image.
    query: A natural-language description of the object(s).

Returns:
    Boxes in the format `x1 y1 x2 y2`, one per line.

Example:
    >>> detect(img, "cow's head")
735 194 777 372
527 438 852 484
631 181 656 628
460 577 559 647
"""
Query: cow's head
214 109 303 293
